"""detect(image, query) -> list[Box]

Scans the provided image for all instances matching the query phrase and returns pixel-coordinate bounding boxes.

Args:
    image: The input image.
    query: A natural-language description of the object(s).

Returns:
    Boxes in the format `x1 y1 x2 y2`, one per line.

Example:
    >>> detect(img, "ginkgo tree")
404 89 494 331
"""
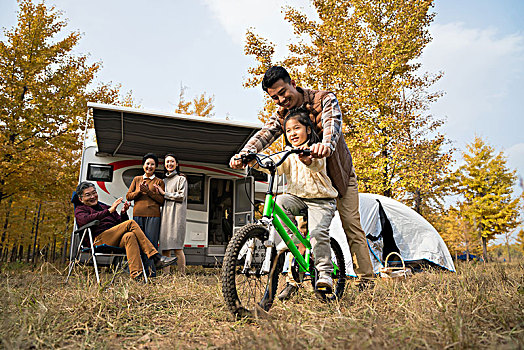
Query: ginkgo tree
516 229 524 255
0 0 127 259
437 205 481 260
451 137 522 262
175 85 215 117
243 0 452 217
0 0 122 203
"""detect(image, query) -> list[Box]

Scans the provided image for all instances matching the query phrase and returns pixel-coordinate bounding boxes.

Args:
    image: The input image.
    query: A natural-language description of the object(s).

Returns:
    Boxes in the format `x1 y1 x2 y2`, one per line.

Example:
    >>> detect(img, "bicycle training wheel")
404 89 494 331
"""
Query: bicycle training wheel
310 237 347 301
221 224 284 318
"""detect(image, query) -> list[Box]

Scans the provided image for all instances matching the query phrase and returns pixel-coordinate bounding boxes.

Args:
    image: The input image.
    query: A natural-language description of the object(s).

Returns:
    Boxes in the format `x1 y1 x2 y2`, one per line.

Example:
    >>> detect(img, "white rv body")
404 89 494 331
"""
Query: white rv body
78 103 266 266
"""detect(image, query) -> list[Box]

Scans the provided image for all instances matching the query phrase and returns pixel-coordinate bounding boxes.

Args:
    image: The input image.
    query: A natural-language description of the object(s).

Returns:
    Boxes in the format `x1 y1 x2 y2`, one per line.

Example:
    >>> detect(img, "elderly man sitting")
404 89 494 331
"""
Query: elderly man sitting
74 181 176 280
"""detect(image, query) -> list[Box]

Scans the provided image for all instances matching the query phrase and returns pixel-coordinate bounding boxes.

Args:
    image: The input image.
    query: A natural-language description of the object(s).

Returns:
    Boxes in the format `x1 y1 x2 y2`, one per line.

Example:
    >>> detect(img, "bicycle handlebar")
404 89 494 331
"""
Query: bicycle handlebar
237 149 311 170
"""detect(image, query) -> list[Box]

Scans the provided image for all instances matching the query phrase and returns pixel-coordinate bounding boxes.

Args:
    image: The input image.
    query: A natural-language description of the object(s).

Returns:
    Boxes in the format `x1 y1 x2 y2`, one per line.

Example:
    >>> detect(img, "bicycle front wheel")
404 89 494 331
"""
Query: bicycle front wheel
221 224 284 318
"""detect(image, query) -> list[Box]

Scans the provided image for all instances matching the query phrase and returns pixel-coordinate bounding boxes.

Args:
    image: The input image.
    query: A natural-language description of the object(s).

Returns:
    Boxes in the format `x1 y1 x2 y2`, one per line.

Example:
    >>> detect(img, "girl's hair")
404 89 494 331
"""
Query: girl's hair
142 153 159 166
283 108 320 147
164 153 181 175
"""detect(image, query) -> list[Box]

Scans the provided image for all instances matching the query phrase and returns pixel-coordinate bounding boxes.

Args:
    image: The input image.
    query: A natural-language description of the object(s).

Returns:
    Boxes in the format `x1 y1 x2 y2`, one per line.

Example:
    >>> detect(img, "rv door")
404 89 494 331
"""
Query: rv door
233 176 254 231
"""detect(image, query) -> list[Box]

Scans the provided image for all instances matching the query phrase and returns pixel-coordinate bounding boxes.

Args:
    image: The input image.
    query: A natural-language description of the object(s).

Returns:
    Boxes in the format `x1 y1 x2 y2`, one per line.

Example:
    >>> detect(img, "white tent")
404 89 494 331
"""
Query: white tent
330 193 455 276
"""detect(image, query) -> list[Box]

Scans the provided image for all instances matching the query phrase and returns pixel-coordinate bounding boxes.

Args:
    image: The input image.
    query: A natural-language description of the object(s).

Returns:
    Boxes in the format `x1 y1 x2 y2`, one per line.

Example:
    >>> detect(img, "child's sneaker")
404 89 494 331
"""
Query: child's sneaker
315 274 333 292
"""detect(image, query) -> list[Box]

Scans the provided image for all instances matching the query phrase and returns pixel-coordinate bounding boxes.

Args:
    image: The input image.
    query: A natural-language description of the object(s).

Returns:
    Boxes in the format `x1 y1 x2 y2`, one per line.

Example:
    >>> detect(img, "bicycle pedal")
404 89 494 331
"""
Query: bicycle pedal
315 286 332 294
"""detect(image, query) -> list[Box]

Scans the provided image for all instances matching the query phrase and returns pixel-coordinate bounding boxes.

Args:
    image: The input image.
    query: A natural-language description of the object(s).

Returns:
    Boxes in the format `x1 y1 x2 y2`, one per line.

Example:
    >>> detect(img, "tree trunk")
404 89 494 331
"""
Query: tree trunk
0 178 5 204
62 215 71 263
1 199 13 249
413 189 421 214
10 246 17 262
32 202 42 263
61 234 68 263
481 236 489 263
506 240 511 263
382 147 391 197
464 231 470 262
52 236 56 262
18 245 23 262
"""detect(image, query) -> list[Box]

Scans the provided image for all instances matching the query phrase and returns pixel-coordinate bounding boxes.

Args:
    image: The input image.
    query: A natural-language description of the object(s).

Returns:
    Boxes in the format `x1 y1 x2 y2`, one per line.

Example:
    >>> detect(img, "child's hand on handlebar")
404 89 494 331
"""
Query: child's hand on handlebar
297 145 313 166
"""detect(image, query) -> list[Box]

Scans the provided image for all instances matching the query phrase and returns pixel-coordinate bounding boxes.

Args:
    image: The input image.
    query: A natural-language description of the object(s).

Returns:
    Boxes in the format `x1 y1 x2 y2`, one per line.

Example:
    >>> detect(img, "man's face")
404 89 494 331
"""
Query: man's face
79 187 98 207
267 79 302 109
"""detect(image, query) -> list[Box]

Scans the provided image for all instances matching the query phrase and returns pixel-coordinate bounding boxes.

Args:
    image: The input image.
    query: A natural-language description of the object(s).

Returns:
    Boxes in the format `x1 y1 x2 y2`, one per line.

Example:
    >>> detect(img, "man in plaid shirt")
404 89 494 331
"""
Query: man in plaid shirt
230 66 374 296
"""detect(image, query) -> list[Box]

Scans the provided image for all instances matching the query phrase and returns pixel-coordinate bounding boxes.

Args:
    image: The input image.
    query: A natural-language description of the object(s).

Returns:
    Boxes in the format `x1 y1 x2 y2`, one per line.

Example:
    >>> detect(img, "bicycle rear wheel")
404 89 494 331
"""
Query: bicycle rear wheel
221 224 284 317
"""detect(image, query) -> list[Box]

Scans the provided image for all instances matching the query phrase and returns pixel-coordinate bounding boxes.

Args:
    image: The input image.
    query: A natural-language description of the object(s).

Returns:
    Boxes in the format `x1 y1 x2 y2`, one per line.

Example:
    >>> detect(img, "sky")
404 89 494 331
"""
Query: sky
1 0 523 182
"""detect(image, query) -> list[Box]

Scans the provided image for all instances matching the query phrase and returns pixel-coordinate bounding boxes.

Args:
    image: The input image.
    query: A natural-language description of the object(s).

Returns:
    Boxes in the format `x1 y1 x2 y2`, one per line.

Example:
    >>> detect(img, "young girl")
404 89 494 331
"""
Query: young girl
126 153 165 277
154 154 188 274
254 108 338 297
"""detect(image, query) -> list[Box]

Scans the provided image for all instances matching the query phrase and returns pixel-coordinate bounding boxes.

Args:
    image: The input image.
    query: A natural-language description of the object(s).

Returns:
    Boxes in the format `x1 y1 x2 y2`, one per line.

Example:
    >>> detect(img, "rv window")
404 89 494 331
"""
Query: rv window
122 169 165 188
235 177 253 213
87 164 113 182
186 174 205 204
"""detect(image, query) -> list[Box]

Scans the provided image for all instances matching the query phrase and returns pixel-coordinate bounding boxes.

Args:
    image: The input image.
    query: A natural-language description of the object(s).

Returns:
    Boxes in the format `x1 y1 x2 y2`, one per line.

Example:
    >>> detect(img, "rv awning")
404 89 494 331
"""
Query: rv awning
88 103 262 165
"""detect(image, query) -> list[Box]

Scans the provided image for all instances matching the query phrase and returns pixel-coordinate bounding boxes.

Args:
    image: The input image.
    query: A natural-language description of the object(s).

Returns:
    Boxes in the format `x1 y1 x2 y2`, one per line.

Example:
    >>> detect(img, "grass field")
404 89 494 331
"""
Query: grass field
0 261 522 349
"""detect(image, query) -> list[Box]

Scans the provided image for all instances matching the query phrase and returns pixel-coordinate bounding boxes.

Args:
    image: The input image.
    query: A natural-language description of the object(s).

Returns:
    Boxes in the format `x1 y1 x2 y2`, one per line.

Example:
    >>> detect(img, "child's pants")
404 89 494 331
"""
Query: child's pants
272 194 336 276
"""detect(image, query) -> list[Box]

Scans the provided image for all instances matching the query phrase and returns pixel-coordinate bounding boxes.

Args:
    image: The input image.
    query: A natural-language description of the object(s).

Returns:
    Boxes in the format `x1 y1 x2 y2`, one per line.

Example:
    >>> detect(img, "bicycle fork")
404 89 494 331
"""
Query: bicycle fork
240 228 275 275
261 227 276 274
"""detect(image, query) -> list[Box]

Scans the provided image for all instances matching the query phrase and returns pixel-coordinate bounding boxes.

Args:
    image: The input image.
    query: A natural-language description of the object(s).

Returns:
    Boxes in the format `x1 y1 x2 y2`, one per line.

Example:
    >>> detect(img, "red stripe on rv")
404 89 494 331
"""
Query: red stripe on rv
97 159 142 194
96 159 242 195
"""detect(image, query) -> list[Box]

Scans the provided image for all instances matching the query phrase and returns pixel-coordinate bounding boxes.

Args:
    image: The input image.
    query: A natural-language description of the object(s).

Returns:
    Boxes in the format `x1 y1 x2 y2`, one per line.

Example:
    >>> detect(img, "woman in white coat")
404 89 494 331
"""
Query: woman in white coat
154 154 187 274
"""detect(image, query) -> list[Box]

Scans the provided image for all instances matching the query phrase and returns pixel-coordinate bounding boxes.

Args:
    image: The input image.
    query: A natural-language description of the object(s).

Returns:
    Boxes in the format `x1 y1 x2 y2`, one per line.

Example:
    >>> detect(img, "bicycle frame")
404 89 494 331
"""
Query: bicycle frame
220 149 347 318
253 149 339 277
262 193 312 273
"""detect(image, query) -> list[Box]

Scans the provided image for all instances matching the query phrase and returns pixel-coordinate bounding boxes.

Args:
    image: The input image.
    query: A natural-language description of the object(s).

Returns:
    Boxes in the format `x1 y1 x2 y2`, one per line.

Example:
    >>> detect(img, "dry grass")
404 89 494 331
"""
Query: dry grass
0 261 522 349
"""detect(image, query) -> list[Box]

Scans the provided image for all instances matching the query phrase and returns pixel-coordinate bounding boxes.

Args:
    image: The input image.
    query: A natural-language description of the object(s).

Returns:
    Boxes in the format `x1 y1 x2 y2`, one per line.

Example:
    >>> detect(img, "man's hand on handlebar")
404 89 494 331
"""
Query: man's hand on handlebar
230 149 313 170
310 143 331 158
230 152 258 169
229 153 245 169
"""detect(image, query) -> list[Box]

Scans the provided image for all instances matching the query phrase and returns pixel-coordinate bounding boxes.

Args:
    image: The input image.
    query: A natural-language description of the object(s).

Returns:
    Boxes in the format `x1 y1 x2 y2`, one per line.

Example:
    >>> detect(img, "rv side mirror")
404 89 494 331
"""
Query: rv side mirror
87 163 114 182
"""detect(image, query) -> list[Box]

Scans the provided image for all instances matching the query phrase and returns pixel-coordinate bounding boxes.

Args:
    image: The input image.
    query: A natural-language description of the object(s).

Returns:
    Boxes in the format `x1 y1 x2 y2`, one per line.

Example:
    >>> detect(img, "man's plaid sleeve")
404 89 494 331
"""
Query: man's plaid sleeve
241 115 284 153
321 93 343 153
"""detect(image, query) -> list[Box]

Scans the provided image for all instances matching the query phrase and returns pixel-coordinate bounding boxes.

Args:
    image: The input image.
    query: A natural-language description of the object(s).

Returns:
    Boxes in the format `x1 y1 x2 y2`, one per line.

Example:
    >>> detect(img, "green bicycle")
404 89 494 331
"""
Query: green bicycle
222 149 346 317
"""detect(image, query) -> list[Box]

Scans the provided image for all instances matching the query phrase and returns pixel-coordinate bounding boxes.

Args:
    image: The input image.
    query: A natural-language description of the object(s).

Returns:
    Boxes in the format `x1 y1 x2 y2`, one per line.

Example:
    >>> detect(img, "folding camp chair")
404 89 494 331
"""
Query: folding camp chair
66 193 148 284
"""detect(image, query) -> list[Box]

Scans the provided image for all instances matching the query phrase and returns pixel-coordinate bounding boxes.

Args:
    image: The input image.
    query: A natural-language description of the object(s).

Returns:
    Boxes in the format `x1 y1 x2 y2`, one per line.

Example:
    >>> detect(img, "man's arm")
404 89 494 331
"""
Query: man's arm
75 205 110 228
243 115 284 153
311 92 343 158
230 115 284 168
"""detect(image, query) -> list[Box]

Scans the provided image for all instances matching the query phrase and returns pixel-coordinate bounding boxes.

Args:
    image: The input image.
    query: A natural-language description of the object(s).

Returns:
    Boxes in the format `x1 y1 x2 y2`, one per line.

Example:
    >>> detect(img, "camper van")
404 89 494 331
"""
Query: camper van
78 102 267 266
